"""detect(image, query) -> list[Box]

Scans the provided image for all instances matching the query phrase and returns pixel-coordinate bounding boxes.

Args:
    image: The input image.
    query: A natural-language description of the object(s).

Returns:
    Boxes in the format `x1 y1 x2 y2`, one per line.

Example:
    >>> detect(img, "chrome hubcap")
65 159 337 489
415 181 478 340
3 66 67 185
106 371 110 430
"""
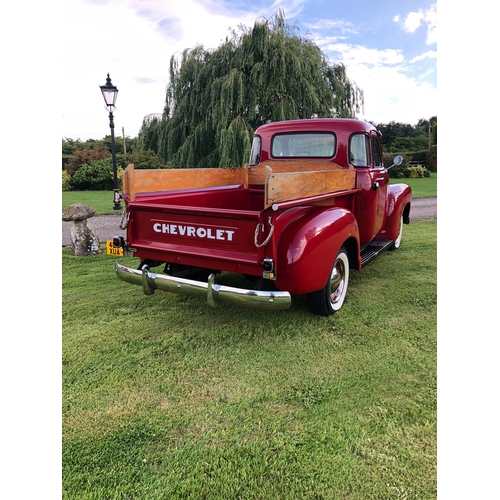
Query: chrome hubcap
329 258 345 305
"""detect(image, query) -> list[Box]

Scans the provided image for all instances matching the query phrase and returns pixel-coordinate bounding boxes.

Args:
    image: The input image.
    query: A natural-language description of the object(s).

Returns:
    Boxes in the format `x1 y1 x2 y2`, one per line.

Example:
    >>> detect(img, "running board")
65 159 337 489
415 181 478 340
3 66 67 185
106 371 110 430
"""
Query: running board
360 239 393 267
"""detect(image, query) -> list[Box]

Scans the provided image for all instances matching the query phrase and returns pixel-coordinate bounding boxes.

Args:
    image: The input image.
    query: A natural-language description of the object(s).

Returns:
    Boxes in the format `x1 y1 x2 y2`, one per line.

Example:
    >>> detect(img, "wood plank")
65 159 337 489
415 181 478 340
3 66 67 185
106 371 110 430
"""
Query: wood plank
265 169 356 208
121 160 355 207
122 164 136 201
247 160 345 185
121 164 246 200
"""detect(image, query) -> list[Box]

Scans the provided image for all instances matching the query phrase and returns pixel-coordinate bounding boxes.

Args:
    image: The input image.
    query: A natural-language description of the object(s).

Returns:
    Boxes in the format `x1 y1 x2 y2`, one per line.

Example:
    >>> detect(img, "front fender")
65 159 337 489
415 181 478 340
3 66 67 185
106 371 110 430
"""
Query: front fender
275 207 359 295
379 183 412 240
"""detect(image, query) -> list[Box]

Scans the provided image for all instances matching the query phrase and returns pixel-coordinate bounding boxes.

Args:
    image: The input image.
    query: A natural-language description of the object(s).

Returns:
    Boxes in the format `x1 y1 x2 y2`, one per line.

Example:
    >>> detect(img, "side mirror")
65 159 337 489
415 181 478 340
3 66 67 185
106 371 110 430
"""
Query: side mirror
386 155 403 171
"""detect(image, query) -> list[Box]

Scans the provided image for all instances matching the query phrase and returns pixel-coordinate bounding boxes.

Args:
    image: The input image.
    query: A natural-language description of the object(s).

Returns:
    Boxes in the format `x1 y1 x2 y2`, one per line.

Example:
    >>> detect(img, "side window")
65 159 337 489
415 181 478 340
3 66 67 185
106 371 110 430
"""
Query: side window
249 135 261 166
349 134 371 167
372 134 383 168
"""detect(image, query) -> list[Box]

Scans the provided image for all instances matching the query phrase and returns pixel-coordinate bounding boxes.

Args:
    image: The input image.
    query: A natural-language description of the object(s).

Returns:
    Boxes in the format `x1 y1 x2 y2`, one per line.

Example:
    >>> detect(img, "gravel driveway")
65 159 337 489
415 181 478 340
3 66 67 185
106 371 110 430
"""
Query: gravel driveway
62 196 437 247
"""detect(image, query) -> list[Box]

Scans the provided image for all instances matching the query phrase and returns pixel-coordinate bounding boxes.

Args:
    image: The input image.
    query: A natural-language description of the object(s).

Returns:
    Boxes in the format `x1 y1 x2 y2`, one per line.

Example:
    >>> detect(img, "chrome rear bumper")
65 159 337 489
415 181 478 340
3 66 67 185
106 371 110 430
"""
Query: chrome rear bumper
115 262 291 311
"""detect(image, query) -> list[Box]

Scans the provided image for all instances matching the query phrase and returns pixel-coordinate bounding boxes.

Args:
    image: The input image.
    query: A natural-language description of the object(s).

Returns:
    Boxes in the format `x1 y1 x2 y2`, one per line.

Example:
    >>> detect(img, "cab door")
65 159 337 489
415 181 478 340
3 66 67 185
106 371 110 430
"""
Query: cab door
351 132 388 244
370 132 388 234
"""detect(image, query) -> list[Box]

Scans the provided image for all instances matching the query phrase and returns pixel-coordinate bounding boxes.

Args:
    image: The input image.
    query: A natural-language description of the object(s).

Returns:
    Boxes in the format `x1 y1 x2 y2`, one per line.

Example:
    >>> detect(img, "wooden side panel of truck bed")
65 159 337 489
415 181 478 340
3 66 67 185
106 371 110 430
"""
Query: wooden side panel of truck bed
121 161 355 208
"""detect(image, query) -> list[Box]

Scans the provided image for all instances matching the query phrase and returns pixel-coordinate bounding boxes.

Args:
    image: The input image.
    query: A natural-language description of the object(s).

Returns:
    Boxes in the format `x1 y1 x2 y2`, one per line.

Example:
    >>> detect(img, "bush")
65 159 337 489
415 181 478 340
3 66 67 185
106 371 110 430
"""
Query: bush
62 170 72 191
116 167 125 189
65 145 110 176
410 150 428 163
407 166 428 178
71 159 115 190
120 149 167 169
384 153 410 179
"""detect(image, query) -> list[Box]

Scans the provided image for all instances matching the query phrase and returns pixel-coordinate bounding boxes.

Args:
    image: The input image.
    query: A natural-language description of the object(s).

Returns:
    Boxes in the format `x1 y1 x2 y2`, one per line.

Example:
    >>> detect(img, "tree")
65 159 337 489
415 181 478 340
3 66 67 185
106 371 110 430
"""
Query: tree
147 10 364 168
375 117 437 154
136 114 163 154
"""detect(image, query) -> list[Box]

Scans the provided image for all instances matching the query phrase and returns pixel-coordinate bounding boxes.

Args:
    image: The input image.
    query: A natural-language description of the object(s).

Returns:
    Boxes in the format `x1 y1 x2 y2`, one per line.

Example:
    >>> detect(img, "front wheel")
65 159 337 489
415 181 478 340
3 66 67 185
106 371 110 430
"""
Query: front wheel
391 215 404 250
307 247 350 316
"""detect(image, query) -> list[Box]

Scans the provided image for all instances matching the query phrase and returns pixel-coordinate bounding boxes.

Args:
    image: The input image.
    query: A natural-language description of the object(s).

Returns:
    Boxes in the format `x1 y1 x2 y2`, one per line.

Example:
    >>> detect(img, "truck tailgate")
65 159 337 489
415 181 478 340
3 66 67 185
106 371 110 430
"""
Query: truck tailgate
126 202 264 269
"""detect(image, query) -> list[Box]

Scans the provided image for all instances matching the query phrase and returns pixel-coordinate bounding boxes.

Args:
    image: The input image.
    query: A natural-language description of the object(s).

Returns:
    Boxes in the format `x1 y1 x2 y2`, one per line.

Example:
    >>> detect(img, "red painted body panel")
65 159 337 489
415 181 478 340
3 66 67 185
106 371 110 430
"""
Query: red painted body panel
274 207 359 294
377 183 412 241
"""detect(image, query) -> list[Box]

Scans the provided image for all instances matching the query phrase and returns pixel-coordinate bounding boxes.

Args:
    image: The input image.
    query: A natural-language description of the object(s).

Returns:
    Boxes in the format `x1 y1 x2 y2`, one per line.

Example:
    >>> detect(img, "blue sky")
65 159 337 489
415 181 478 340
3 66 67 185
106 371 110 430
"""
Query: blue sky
61 0 437 140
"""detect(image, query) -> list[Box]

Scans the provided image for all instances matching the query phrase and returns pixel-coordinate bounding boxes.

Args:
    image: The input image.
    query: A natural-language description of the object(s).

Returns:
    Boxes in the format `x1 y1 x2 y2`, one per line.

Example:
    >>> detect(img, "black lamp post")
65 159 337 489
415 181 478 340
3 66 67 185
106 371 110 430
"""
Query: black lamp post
100 73 121 210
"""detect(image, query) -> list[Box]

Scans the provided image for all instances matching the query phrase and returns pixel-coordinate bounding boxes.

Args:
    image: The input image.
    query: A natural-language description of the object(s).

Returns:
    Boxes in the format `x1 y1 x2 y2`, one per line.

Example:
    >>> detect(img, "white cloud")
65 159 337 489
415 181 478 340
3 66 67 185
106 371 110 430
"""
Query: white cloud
303 19 357 34
317 43 436 124
411 50 437 63
395 3 437 45
324 44 405 66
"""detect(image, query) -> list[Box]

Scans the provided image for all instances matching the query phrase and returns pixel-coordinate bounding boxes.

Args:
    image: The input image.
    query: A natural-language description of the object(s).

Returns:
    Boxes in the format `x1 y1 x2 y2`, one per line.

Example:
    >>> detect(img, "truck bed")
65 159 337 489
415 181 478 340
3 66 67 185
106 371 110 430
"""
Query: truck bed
121 161 357 275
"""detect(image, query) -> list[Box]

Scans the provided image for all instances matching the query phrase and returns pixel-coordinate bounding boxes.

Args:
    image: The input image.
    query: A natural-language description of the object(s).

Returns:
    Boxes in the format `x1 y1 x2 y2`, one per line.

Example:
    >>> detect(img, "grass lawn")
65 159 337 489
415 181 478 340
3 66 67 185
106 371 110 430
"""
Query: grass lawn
62 173 437 215
391 172 437 198
62 220 437 499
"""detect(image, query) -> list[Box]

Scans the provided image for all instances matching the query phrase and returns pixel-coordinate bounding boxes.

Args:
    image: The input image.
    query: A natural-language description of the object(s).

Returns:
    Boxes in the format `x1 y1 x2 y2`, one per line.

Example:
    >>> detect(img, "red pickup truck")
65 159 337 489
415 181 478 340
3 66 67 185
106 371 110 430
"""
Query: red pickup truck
112 118 411 316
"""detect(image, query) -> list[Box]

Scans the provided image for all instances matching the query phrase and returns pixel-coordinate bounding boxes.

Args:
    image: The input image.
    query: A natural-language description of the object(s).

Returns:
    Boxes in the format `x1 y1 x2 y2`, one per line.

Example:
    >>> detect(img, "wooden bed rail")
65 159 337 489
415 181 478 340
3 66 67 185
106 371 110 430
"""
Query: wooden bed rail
122 164 247 201
121 161 355 207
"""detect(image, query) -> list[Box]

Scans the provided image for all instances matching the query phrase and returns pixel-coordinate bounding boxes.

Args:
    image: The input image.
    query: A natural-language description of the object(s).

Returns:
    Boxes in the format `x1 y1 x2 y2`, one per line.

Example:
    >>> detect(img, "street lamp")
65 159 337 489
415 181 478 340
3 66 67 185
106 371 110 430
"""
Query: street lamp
100 73 121 210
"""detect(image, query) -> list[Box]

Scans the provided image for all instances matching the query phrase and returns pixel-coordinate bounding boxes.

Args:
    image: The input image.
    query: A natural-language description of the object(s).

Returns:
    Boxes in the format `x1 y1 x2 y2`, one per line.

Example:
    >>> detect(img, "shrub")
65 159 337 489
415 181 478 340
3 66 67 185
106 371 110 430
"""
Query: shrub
384 153 410 179
62 170 72 191
116 167 125 189
65 145 111 176
121 149 167 169
407 166 428 178
71 159 114 190
410 150 428 163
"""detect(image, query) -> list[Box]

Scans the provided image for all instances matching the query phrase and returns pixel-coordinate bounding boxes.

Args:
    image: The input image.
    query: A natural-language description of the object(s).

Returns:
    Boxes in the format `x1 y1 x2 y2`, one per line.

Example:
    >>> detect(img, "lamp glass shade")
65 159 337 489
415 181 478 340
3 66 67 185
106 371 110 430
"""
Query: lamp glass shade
100 74 118 107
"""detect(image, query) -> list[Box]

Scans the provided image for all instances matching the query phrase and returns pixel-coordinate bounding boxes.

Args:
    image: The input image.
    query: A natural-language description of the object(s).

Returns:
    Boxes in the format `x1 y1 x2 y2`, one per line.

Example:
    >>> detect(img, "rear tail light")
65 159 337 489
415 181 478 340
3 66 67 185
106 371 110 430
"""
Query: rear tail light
112 236 125 248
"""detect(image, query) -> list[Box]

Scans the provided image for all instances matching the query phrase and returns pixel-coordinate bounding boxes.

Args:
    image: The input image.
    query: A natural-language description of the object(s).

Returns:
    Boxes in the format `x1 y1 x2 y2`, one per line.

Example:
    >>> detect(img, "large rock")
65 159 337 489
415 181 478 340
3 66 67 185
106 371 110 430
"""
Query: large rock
62 204 101 256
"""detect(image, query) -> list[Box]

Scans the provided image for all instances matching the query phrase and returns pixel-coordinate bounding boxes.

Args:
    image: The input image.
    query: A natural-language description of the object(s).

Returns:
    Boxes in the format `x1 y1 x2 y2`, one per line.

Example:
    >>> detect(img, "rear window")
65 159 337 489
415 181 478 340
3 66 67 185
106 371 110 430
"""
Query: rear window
271 133 336 158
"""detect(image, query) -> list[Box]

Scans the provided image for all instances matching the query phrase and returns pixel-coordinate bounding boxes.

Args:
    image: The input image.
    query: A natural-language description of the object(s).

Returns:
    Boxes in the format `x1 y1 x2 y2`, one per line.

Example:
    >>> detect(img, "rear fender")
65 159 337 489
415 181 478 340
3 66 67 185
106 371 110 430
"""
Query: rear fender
379 183 412 240
275 207 360 295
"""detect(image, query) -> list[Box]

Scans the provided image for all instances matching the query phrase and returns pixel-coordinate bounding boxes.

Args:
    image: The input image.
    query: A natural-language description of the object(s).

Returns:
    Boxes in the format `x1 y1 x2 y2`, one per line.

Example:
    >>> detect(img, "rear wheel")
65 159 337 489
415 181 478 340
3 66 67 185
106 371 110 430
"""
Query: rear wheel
138 259 163 270
307 247 349 316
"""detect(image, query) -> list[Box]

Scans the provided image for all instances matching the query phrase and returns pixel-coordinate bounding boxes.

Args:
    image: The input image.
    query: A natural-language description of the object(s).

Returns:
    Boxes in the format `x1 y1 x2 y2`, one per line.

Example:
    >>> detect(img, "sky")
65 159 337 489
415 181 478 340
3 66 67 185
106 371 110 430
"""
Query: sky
61 0 437 141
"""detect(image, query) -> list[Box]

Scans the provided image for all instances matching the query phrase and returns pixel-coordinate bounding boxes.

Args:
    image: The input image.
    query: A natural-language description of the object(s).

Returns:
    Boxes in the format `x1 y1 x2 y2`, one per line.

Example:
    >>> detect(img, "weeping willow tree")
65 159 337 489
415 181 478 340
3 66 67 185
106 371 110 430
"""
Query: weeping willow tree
145 10 363 168
136 114 163 152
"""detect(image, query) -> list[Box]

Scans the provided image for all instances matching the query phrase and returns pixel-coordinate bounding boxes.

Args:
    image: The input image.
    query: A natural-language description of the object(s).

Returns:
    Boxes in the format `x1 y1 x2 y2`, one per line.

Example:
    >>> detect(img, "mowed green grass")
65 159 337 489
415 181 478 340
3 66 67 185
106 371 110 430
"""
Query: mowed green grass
62 173 437 214
62 220 437 499
391 172 437 198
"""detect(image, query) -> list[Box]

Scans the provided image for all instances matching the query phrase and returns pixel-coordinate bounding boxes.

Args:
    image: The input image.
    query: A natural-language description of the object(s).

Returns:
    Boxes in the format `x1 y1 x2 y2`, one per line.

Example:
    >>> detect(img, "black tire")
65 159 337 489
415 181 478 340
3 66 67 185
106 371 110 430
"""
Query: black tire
307 246 350 316
390 215 403 250
138 259 163 270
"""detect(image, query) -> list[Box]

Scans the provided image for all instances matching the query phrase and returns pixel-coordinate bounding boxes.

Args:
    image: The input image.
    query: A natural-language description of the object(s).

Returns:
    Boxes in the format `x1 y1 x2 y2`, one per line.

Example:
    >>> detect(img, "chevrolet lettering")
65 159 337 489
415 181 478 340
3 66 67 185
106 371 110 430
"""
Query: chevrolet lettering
152 221 236 242
112 118 411 316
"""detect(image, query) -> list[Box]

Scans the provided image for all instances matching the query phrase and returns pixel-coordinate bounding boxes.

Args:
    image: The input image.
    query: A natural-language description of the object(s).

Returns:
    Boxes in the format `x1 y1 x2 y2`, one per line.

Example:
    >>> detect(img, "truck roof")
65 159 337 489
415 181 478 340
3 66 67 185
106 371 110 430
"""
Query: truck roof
254 118 378 135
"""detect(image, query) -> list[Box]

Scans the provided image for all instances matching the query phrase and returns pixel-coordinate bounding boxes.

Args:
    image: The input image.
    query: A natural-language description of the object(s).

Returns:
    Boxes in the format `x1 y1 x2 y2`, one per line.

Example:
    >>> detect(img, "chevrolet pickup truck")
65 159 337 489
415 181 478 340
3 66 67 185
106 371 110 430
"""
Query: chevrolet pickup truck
112 118 411 316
